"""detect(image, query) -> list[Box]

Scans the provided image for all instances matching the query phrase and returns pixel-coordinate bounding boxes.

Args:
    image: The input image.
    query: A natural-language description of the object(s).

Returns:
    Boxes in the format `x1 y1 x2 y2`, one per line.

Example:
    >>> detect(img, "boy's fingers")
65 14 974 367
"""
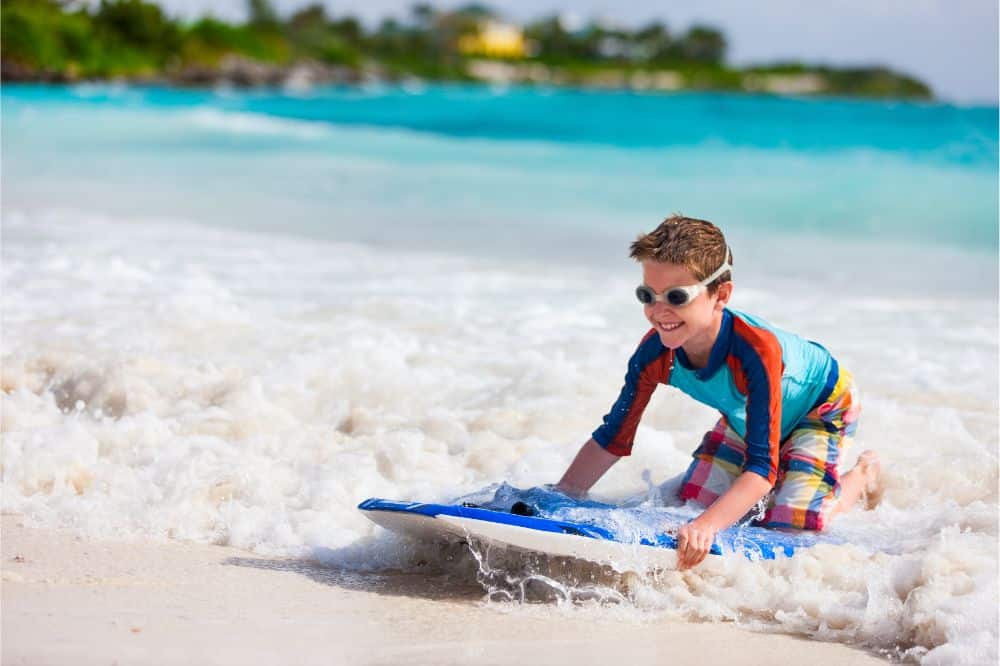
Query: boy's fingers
677 538 709 569
675 528 715 570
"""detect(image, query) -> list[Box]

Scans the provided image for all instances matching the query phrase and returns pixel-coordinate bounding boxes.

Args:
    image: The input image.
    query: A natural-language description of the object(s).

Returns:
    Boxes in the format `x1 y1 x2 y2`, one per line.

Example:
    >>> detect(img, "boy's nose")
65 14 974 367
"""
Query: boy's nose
651 301 674 316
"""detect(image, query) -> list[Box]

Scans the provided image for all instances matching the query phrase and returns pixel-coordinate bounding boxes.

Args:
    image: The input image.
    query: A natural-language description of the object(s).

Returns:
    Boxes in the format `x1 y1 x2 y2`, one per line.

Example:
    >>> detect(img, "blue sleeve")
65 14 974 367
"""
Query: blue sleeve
730 318 784 485
592 330 673 457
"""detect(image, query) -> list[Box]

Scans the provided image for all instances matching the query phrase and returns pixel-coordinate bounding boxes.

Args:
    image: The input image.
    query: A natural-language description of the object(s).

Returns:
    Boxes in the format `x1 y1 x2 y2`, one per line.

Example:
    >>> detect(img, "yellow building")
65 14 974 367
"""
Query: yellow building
458 20 526 59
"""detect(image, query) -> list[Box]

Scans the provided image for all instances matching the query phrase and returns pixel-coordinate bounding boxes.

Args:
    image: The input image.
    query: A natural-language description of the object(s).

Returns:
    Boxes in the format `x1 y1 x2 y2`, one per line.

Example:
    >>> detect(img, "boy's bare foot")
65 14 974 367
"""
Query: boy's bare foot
827 450 884 521
856 450 883 510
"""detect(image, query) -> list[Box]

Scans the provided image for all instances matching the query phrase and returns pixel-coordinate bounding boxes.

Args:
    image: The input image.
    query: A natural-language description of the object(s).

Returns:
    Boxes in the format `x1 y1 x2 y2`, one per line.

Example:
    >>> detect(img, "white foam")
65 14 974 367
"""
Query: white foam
184 108 333 139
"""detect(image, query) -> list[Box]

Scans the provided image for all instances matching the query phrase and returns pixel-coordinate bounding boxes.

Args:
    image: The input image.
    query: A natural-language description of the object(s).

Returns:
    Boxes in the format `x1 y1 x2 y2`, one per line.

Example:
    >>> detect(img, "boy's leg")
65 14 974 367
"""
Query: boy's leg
758 371 862 531
829 450 882 517
757 428 843 530
678 418 746 507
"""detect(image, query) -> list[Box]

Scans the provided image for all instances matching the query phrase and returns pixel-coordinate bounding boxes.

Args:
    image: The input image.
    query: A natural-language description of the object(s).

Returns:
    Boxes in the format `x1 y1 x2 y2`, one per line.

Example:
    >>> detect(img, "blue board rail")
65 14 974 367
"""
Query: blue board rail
357 497 828 560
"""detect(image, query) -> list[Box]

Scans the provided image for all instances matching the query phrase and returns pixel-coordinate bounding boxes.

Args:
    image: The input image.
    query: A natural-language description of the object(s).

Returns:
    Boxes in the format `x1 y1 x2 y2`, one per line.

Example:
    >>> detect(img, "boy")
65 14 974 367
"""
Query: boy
555 216 881 570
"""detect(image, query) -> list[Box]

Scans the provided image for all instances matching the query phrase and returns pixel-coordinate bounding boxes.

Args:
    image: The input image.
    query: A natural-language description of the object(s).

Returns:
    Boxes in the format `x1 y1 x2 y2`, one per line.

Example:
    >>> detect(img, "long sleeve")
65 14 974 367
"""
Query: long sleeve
592 330 674 457
727 317 784 484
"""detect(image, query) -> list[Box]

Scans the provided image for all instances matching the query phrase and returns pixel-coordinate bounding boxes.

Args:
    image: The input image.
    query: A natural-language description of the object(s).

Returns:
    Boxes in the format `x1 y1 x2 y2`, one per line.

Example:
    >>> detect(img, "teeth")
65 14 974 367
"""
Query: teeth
660 322 682 331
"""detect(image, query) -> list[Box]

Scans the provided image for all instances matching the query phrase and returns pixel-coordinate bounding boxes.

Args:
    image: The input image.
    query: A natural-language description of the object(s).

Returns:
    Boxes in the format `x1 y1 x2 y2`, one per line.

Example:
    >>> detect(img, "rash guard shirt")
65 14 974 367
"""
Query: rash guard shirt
592 308 839 485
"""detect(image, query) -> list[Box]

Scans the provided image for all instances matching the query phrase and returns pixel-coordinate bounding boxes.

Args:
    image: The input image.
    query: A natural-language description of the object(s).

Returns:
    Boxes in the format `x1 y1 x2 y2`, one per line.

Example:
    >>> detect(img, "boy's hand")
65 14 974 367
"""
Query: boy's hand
676 520 718 570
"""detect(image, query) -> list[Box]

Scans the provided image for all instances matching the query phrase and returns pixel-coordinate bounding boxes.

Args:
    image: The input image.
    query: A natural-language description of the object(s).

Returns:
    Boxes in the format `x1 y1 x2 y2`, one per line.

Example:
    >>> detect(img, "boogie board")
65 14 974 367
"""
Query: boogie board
359 483 829 569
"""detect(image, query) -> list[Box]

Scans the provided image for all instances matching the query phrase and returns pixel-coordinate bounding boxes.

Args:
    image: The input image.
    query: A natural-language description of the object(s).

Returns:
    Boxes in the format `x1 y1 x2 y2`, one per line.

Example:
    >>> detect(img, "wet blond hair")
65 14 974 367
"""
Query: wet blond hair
629 215 733 293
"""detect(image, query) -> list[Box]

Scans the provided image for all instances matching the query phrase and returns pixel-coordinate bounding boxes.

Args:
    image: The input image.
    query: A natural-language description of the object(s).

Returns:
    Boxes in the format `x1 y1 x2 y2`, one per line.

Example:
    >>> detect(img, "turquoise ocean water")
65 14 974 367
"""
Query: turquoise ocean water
2 84 998 663
3 84 997 256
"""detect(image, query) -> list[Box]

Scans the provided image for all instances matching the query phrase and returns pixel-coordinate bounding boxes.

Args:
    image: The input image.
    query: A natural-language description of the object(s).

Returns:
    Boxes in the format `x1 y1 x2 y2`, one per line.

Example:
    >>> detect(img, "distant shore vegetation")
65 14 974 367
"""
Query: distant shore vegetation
2 0 933 99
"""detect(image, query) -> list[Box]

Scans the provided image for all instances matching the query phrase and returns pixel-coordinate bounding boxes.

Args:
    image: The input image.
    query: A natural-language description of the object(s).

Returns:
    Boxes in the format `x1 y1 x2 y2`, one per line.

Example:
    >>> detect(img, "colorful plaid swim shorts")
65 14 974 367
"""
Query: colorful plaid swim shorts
677 369 861 531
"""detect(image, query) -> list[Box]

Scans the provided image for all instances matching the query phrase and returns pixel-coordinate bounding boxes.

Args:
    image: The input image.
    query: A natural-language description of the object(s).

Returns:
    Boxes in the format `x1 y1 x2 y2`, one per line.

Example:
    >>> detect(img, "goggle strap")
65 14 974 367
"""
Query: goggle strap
700 248 732 286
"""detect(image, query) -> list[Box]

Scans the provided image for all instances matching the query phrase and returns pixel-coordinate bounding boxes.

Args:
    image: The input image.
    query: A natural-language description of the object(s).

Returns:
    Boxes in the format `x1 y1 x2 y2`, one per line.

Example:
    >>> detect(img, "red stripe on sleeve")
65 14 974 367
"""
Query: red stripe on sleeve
731 317 784 484
726 356 748 395
606 340 673 456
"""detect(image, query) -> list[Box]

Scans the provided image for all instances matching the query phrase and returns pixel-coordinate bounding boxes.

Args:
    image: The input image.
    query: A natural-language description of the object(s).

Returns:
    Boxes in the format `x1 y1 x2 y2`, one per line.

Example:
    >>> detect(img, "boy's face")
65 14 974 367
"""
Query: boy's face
640 260 732 351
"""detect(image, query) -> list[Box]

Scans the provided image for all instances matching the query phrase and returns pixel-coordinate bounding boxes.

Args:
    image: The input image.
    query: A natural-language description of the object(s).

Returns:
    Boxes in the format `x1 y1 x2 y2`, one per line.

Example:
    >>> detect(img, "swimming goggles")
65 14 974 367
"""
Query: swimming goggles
635 249 732 308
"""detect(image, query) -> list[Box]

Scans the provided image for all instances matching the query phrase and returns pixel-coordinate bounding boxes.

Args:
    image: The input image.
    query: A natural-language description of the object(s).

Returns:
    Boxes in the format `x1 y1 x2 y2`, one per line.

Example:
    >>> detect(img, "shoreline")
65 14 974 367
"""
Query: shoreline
1 515 889 665
0 73 941 107
2 55 934 102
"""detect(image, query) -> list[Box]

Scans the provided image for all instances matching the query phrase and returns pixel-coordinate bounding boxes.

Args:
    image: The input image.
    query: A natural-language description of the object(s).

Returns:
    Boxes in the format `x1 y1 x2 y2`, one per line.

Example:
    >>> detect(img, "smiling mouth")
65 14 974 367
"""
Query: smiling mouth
657 321 683 332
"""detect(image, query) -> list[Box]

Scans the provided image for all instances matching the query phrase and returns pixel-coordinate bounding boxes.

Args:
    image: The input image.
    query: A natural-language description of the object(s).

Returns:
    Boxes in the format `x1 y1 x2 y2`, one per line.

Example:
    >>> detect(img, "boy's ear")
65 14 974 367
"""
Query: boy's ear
714 282 733 310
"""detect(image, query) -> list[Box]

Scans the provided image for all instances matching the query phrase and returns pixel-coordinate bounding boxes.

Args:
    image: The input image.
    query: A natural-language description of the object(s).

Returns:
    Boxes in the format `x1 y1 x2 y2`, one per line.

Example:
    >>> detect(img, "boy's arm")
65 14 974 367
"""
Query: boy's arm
730 317 785 485
679 319 784 569
676 471 773 569
555 330 671 497
555 438 620 498
591 330 673 456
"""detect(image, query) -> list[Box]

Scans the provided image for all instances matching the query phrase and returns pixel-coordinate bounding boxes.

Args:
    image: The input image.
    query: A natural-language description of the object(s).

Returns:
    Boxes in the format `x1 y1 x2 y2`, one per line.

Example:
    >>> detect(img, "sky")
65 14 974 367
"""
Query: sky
155 0 999 104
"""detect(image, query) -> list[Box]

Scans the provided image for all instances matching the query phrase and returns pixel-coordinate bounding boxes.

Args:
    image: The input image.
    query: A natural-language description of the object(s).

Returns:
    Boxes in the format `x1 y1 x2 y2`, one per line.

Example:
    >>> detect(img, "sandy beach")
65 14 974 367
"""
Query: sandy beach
0 515 892 665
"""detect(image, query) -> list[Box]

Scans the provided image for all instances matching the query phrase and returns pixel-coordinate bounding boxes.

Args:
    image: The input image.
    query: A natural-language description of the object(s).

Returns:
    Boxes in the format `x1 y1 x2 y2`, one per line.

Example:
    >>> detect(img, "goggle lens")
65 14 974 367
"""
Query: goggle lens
636 285 693 307
666 289 691 306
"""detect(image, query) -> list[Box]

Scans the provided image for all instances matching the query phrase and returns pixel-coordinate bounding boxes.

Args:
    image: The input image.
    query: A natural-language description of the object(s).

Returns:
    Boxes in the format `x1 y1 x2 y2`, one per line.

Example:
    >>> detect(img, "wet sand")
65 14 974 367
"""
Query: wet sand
1 515 888 665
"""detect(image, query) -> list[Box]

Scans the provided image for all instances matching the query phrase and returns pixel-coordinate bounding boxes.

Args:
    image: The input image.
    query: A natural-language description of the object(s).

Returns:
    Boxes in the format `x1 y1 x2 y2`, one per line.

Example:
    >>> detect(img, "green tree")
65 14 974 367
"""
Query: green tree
633 21 672 62
181 16 288 63
371 17 404 56
93 0 180 58
330 17 362 44
410 3 436 29
451 3 495 21
677 25 725 64
247 0 279 29
1 1 71 72
524 15 573 60
438 5 490 42
288 3 326 30
0 0 933 97
284 3 360 65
